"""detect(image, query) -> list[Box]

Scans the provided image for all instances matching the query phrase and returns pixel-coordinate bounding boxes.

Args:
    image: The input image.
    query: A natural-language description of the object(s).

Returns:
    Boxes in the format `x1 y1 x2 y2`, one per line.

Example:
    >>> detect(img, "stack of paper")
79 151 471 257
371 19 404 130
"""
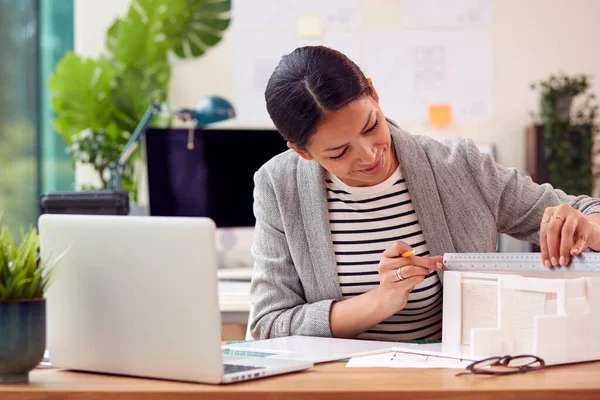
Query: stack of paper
346 351 472 369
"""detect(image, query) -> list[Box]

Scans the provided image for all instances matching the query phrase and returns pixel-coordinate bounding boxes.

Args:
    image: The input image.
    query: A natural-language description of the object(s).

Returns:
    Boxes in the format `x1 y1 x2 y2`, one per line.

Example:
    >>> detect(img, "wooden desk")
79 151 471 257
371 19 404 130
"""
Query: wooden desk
2 361 600 400
218 279 251 341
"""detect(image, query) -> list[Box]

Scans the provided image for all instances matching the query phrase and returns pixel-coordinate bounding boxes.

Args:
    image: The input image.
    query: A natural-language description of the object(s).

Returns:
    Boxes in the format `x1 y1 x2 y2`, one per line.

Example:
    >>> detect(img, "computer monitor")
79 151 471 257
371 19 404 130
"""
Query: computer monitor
144 128 289 267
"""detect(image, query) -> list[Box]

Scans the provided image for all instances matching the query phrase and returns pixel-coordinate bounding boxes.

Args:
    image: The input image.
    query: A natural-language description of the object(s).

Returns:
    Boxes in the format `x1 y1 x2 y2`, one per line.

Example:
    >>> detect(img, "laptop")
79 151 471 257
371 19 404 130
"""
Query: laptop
38 214 313 384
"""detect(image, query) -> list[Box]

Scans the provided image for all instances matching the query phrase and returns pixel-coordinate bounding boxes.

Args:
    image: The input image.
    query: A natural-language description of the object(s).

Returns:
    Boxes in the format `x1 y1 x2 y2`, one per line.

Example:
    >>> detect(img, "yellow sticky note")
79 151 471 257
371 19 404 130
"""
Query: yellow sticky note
428 104 453 126
296 14 322 39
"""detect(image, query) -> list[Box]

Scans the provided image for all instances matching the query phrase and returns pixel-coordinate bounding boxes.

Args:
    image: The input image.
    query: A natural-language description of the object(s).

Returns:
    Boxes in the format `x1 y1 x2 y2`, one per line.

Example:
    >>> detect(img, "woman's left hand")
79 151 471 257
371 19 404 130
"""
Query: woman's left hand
540 204 600 267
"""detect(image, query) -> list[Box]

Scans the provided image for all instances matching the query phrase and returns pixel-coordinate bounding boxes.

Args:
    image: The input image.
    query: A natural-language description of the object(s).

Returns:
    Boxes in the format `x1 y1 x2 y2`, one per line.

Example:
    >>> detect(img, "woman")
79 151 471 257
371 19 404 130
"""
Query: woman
249 45 600 341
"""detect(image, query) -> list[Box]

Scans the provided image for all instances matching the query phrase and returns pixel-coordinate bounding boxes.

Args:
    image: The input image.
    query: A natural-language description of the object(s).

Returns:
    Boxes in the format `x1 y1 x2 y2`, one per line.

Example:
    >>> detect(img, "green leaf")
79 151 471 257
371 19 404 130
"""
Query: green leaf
12 277 32 299
107 0 187 68
106 18 124 57
169 0 231 59
28 268 42 299
47 52 118 144
39 247 69 296
0 230 7 282
111 62 171 132
0 214 65 300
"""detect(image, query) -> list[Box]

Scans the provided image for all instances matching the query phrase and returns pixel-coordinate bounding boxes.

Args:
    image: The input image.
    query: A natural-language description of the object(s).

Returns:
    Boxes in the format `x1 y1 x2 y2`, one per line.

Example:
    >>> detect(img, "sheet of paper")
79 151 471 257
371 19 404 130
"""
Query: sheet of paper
232 32 361 126
364 31 492 122
401 0 492 28
347 351 472 369
223 336 480 364
222 335 410 363
232 0 360 30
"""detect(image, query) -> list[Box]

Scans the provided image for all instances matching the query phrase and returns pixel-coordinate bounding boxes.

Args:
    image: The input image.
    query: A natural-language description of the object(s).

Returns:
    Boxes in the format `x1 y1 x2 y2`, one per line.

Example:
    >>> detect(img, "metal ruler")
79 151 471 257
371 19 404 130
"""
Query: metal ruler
442 252 600 273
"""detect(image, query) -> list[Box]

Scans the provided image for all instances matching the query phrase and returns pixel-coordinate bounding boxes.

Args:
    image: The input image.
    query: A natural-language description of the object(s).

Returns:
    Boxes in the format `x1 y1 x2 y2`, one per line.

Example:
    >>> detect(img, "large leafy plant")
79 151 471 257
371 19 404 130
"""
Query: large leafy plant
530 72 599 195
48 0 231 196
0 213 63 301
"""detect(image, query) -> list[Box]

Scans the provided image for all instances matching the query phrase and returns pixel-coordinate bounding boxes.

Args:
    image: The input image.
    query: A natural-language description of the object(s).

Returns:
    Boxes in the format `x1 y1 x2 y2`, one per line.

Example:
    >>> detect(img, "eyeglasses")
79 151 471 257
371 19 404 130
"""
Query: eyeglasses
456 355 546 376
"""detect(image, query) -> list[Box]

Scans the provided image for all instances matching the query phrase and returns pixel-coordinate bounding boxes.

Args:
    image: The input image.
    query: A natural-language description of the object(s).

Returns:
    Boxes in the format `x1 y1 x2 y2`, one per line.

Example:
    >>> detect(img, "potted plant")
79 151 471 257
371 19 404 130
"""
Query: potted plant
47 0 231 201
0 213 63 383
528 72 599 195
532 73 591 122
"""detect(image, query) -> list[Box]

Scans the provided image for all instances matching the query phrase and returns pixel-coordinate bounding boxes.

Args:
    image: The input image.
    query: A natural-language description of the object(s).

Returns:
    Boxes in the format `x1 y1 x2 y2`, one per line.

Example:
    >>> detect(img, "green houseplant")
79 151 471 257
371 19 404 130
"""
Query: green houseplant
0 213 63 383
530 72 599 195
48 0 231 200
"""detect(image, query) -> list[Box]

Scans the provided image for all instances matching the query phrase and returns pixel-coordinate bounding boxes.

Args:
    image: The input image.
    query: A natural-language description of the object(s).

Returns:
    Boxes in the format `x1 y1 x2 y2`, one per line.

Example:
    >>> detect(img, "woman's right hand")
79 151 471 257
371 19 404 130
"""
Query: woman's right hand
377 240 443 314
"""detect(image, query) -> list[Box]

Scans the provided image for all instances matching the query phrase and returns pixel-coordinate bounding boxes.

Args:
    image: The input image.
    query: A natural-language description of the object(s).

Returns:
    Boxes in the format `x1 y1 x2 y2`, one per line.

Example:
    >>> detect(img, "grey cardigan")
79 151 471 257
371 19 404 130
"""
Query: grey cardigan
249 123 600 340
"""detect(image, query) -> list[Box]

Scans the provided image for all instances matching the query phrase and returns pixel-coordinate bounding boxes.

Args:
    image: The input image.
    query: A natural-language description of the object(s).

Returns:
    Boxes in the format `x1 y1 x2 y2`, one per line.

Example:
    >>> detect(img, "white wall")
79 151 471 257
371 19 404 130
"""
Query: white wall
75 0 600 172
74 0 600 249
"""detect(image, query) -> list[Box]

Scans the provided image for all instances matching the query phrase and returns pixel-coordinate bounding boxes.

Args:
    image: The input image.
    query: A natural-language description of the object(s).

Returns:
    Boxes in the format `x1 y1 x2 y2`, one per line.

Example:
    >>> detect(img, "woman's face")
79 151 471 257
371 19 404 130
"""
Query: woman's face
288 84 398 187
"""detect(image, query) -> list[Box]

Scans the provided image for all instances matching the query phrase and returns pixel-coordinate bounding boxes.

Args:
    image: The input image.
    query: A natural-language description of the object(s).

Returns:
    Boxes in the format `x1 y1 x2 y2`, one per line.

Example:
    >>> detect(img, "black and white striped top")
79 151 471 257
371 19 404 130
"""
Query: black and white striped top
326 167 443 341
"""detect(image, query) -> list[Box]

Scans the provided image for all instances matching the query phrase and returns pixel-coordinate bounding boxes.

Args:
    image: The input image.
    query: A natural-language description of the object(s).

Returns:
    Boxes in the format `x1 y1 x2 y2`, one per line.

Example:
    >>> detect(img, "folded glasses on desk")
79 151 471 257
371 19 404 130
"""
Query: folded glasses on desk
456 355 546 376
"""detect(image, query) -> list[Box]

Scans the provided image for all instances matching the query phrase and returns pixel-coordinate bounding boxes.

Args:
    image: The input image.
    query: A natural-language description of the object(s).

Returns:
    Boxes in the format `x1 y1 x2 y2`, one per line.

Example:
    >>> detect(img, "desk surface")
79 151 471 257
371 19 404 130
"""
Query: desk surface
2 361 600 400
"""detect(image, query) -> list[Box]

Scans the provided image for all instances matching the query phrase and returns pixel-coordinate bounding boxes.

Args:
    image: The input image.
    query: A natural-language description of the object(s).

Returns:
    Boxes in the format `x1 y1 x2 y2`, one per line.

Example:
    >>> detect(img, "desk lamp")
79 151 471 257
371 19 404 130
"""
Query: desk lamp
108 96 236 191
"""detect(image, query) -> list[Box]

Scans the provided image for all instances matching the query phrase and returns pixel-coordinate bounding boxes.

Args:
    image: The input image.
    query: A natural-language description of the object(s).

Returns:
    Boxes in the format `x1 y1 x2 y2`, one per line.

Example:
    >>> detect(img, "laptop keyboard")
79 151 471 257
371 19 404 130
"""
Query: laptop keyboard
224 364 265 375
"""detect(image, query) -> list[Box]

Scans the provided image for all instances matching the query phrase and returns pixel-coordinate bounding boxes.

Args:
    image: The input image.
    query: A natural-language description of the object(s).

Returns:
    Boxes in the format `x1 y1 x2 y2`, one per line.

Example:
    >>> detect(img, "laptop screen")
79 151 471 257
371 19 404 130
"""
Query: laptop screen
144 128 288 228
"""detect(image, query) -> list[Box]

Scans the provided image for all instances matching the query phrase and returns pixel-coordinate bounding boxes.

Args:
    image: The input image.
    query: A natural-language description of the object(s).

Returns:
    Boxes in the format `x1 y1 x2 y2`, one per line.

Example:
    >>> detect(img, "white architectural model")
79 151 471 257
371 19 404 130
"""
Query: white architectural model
442 271 600 365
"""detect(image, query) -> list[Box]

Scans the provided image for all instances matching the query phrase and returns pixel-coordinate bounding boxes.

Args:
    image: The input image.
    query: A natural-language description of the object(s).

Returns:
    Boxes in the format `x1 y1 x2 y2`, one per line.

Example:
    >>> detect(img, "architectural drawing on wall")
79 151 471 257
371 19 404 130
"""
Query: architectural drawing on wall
442 271 600 366
232 32 361 126
229 0 493 126
365 31 492 122
251 58 277 92
229 0 361 127
401 0 492 28
412 45 446 92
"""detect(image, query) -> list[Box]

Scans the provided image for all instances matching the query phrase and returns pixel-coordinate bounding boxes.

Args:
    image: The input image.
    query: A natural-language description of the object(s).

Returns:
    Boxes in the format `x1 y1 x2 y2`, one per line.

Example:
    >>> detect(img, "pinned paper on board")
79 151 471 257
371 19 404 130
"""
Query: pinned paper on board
365 31 492 122
401 0 492 28
428 104 453 126
233 32 361 126
296 14 322 38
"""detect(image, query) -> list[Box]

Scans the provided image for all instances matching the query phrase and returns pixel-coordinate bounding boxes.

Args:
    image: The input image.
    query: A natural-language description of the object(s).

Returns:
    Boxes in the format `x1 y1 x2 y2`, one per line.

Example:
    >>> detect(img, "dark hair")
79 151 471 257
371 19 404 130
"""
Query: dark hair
265 46 372 150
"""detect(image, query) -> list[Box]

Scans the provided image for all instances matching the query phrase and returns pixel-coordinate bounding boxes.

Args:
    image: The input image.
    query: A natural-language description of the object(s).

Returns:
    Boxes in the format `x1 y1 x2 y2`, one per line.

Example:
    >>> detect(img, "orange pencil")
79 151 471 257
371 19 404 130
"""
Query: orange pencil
401 249 415 257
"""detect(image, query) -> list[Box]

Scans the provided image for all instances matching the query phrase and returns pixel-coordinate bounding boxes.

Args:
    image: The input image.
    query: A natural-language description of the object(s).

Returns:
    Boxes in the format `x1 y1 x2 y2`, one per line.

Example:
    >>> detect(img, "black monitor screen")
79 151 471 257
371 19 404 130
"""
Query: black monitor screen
145 128 288 227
